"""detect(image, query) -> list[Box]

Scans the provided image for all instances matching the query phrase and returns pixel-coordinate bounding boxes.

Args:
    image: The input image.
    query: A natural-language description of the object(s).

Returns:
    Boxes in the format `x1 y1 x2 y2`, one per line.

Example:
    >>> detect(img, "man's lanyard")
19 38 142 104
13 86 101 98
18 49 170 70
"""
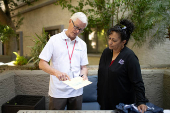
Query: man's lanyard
65 39 76 71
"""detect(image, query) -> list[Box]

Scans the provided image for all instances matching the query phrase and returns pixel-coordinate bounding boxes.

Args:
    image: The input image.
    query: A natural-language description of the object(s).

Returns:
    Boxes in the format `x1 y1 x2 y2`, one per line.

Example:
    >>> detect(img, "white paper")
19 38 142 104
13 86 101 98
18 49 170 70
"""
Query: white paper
164 110 170 113
63 77 92 90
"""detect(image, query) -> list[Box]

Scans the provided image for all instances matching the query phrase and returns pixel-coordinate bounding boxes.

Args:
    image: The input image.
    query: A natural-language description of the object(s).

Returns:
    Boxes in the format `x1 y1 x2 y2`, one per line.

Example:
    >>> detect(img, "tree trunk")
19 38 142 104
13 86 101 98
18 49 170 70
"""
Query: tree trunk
0 8 8 25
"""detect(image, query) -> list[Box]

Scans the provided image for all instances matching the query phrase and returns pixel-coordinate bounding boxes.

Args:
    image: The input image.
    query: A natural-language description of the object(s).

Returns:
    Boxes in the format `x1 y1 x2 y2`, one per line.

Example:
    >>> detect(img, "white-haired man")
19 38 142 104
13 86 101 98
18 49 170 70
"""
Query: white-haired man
39 12 88 110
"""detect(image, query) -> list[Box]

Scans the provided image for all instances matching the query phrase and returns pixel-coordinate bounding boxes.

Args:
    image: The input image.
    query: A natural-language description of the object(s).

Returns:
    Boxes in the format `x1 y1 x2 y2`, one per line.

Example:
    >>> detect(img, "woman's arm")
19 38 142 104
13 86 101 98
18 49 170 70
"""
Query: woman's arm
127 54 148 113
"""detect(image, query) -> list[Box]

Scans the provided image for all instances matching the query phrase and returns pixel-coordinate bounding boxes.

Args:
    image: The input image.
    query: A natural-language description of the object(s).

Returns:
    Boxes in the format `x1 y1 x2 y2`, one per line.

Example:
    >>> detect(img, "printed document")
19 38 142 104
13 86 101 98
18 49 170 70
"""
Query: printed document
63 77 92 90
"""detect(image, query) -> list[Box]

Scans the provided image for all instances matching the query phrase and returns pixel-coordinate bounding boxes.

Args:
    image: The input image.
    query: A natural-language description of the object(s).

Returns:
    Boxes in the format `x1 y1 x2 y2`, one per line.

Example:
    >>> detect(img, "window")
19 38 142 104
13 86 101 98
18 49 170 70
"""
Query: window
44 25 64 41
45 29 59 40
16 31 23 56
85 29 107 53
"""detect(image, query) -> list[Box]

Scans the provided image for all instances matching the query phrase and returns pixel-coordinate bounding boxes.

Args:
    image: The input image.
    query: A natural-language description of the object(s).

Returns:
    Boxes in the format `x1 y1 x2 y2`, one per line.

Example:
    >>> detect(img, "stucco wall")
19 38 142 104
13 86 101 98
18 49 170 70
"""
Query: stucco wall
163 70 170 109
142 69 164 108
0 69 170 113
0 71 16 113
127 38 170 65
14 70 50 109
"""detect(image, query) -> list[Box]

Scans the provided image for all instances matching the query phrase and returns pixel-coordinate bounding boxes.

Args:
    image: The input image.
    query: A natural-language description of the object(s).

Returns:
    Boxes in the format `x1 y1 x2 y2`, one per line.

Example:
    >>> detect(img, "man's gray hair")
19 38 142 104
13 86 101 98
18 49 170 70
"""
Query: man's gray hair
70 12 88 27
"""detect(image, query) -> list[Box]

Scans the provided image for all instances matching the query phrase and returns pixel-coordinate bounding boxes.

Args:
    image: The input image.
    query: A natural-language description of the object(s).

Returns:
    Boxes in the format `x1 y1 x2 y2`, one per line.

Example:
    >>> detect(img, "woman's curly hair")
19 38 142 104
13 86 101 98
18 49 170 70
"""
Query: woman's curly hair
107 19 135 45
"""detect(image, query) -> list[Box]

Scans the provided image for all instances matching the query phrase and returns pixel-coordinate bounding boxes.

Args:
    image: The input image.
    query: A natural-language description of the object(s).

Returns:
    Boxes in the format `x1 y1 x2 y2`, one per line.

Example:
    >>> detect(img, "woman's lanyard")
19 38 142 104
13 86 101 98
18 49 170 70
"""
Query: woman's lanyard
65 39 76 71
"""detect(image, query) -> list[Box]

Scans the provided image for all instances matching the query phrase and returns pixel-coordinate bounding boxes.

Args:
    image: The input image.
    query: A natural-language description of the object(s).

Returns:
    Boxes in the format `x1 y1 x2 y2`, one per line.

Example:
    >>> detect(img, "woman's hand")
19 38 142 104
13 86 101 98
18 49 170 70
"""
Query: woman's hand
137 104 148 113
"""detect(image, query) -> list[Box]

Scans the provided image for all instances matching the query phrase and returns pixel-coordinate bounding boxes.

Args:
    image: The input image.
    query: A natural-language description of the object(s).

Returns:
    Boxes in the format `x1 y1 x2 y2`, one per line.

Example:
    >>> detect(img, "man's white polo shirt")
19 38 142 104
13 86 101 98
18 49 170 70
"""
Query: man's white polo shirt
39 29 89 98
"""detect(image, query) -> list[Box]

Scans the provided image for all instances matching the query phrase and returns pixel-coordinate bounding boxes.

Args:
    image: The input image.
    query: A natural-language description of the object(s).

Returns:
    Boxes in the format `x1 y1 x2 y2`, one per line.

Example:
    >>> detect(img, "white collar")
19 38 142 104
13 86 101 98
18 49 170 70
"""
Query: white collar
62 29 79 42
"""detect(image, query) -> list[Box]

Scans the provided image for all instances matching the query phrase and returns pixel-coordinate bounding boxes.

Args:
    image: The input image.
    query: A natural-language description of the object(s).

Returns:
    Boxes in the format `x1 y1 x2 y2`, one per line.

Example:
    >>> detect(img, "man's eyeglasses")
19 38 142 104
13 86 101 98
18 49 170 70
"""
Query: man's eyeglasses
72 20 84 33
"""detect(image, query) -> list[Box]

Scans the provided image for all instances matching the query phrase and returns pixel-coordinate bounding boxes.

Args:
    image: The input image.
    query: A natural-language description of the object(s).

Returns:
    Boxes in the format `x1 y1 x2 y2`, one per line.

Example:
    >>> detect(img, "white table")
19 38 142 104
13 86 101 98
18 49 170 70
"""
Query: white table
17 110 116 113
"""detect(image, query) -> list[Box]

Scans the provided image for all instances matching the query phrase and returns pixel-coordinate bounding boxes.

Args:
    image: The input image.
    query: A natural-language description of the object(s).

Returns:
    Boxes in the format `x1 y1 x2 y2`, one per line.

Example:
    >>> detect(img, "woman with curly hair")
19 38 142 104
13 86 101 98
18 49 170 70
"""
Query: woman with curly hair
97 19 148 113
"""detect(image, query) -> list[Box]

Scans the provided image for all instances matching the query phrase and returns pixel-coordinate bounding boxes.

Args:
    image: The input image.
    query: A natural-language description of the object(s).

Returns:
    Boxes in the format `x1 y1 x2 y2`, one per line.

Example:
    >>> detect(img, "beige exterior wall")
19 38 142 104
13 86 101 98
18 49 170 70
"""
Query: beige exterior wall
127 38 170 65
10 0 170 66
11 0 78 56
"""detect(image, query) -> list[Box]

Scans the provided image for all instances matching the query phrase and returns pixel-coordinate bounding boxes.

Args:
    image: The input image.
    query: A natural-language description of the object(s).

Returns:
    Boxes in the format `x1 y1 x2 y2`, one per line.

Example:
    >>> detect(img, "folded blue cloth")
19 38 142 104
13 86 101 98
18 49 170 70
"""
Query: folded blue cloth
116 102 163 113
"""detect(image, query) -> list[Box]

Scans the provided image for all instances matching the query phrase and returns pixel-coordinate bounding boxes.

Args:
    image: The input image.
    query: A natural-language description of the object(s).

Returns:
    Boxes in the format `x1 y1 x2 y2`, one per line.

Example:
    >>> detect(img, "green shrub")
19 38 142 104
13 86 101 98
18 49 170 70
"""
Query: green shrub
13 52 28 65
27 29 49 69
0 24 16 42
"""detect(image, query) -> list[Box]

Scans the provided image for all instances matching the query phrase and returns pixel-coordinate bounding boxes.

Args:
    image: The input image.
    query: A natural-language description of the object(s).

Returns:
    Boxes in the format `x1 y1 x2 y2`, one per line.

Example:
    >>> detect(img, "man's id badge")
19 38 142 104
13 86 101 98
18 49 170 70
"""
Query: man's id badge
68 71 74 79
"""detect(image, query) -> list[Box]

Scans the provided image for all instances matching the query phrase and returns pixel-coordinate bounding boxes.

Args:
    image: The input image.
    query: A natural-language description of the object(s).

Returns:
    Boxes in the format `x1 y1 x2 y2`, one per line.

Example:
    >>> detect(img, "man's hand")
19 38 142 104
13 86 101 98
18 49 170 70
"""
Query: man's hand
138 104 147 113
80 65 88 80
82 74 88 80
54 71 71 81
39 59 70 81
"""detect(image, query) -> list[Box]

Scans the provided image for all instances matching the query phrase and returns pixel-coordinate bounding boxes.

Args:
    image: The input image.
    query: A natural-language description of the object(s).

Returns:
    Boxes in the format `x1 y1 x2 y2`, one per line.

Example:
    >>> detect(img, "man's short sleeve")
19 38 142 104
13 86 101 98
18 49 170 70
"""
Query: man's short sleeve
80 43 89 66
